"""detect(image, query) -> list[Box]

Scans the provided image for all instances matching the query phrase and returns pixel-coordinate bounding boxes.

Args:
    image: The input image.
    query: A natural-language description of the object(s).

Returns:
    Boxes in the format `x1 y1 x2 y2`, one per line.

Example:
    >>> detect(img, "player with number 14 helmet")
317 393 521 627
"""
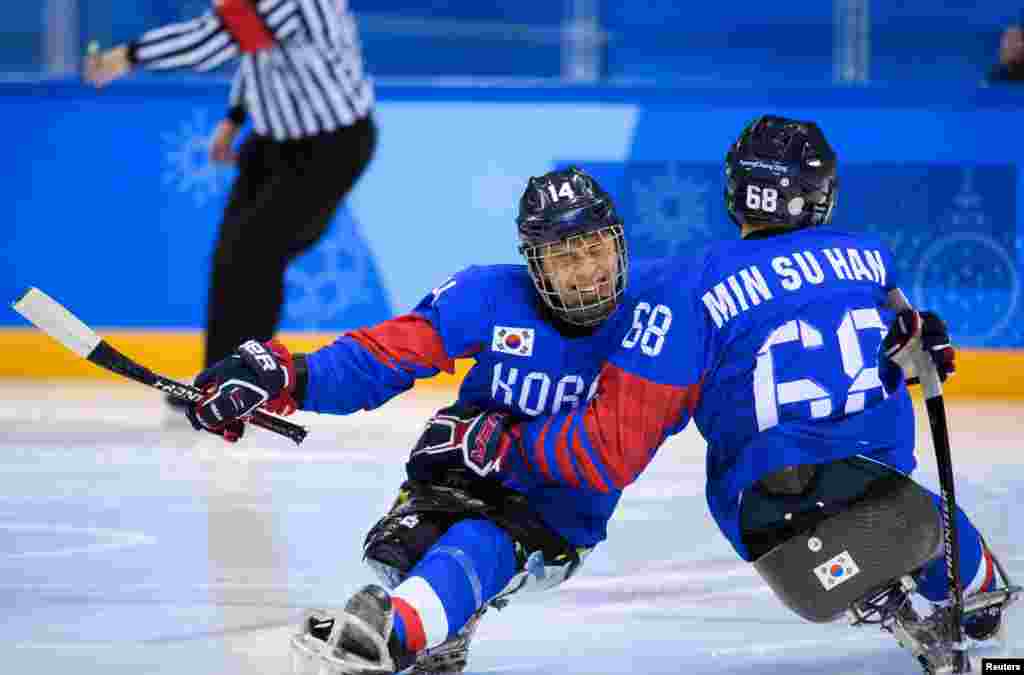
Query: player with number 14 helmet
182 166 673 675
517 166 628 327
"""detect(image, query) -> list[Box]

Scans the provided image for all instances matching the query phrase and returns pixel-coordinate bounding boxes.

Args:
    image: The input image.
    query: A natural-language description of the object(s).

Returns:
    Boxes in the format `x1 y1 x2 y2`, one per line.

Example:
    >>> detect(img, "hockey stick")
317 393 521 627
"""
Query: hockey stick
888 290 967 673
12 287 307 445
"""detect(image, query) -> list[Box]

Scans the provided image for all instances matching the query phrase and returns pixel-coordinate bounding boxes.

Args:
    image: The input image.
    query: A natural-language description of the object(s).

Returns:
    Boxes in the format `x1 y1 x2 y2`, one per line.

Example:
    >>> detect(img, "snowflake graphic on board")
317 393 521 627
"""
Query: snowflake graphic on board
631 163 712 257
162 110 232 207
912 168 1019 344
285 231 374 329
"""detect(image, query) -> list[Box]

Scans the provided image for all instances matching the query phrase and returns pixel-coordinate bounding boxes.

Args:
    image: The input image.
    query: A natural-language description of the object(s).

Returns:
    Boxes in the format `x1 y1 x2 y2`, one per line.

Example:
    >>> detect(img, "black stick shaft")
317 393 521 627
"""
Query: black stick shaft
924 393 967 672
886 290 967 671
90 341 307 444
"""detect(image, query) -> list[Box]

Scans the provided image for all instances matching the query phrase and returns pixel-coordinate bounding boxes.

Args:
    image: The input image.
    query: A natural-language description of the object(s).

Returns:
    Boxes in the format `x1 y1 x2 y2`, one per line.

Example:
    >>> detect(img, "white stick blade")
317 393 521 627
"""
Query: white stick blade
12 287 102 358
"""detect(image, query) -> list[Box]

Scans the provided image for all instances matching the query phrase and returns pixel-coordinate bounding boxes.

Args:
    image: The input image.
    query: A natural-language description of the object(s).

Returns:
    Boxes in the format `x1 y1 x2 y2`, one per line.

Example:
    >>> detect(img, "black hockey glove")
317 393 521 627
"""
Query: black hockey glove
406 404 511 483
186 339 298 442
881 310 956 390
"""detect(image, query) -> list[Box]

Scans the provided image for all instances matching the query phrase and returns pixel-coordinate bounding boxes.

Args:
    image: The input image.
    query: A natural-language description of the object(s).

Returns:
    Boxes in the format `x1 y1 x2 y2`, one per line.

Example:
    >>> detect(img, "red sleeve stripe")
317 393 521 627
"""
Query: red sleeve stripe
215 0 275 52
346 314 458 374
578 372 631 487
581 365 702 489
531 416 556 482
566 415 611 493
552 414 581 489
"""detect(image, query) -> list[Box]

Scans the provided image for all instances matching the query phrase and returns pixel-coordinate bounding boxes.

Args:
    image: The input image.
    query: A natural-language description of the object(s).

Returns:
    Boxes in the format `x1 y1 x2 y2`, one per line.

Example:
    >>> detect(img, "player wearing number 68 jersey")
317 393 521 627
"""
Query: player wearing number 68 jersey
502 117 1016 673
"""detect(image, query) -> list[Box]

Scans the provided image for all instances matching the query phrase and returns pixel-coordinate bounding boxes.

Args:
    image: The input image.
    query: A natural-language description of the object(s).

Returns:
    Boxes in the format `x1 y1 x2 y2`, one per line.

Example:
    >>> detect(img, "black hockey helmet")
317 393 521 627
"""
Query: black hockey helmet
724 115 838 229
516 167 628 326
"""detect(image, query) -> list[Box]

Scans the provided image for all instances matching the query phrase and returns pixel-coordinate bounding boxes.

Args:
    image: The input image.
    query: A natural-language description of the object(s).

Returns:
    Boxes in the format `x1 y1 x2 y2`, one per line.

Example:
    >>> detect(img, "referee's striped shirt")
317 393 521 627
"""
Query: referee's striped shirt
127 0 374 141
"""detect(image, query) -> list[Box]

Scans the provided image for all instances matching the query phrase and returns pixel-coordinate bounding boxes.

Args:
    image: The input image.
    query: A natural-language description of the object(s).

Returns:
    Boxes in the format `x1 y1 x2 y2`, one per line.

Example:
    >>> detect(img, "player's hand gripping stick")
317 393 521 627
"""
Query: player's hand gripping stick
12 288 307 444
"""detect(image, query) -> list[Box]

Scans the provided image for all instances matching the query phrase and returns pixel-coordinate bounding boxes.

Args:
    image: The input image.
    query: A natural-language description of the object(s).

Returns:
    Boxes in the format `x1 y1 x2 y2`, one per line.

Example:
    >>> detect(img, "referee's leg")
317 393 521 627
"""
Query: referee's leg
204 116 377 366
284 114 377 258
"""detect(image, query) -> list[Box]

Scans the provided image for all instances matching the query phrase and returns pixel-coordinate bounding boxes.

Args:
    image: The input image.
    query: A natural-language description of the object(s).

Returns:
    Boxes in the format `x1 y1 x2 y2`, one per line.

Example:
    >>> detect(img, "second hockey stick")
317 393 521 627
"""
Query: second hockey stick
12 287 308 445
888 290 966 672
913 350 968 673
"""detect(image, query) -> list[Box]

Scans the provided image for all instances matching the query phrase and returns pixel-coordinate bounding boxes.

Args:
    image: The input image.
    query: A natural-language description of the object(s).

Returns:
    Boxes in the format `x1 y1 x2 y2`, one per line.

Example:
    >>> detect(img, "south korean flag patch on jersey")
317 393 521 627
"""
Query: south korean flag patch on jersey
492 326 535 357
813 550 861 591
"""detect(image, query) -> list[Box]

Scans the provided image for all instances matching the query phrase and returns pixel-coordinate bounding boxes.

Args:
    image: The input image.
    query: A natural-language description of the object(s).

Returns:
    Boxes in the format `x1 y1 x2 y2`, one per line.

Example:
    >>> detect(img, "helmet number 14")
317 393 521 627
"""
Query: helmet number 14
547 181 577 202
746 185 778 213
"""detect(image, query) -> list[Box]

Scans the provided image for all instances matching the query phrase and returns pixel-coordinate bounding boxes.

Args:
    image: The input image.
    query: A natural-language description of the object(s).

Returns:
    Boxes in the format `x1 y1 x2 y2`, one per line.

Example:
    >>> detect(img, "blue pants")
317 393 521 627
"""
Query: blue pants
392 519 518 647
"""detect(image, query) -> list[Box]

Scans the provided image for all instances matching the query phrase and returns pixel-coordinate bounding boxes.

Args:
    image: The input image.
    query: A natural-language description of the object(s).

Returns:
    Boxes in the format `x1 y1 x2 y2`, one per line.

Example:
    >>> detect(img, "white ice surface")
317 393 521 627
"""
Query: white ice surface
0 381 1020 674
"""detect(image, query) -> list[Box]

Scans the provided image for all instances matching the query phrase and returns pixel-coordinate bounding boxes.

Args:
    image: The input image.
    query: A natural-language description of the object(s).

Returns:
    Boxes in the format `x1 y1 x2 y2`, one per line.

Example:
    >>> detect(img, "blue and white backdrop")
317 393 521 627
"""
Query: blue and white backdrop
3 82 1022 347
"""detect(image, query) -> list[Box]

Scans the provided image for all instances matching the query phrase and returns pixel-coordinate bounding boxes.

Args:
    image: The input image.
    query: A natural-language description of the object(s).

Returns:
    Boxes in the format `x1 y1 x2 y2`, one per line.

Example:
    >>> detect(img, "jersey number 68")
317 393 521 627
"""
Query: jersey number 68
622 302 673 356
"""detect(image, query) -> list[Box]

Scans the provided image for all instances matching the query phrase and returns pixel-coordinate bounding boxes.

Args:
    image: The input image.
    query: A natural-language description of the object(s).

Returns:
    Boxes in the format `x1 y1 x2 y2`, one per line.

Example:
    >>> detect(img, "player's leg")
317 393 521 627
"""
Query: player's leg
292 478 582 674
391 519 518 666
742 457 1008 616
880 494 1019 674
291 518 517 675
205 135 292 366
359 482 494 674
281 115 377 261
741 458 1017 673
155 134 274 416
204 118 375 367
913 493 1009 641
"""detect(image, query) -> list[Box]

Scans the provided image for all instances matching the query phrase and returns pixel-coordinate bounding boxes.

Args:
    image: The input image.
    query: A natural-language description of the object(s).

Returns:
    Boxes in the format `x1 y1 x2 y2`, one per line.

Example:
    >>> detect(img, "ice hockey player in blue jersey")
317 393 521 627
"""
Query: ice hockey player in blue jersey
181 167 668 674
482 117 1019 674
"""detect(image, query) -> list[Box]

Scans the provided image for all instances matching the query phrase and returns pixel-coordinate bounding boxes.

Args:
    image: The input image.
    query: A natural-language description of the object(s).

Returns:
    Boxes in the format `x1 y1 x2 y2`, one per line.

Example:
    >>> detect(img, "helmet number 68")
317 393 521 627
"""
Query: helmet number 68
746 185 778 213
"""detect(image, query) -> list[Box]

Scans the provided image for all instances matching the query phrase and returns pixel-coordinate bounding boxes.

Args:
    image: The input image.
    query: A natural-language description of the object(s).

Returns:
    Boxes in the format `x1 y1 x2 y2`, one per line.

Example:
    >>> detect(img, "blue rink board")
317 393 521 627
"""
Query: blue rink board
2 80 1022 346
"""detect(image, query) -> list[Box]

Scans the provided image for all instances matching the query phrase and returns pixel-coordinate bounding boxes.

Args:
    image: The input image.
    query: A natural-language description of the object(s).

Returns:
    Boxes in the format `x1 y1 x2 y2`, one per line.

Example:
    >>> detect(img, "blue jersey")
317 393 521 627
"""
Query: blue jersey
511 227 917 559
424 265 630 418
303 263 665 548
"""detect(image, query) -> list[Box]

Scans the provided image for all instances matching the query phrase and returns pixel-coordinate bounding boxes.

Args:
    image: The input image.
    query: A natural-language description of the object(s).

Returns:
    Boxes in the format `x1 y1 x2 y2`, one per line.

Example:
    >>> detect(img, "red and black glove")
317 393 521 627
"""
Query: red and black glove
406 404 511 483
881 310 956 387
186 339 299 442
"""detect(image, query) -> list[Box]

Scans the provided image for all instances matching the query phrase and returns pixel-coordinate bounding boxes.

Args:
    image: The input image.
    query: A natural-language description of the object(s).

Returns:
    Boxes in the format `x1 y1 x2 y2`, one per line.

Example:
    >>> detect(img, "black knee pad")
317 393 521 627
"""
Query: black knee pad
363 486 464 588
362 478 578 589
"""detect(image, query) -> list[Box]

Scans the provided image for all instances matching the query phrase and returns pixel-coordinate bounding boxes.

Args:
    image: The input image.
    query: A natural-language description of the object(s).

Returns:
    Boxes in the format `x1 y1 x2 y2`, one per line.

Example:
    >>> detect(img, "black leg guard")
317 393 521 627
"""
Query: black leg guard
363 476 579 591
363 484 464 589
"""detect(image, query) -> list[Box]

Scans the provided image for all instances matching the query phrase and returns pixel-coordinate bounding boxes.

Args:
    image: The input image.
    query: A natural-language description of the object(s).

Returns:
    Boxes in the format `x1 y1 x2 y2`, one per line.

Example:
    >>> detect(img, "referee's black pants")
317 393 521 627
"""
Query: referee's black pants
205 114 377 366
